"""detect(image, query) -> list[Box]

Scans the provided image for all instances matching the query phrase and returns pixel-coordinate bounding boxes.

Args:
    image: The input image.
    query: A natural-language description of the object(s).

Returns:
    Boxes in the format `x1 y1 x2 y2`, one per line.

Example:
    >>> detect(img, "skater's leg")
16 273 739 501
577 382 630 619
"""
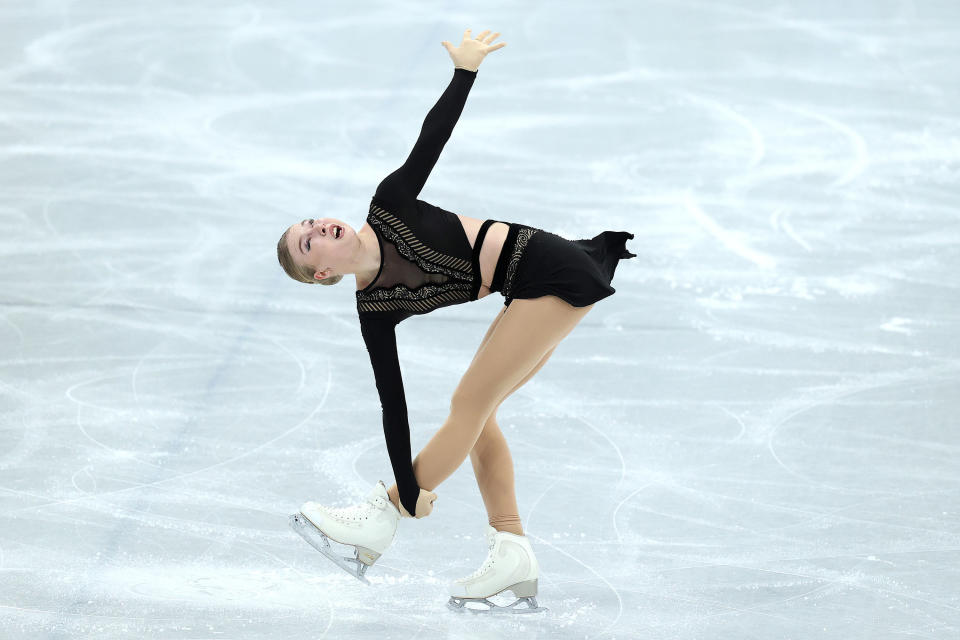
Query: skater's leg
387 343 555 531
469 344 557 536
470 417 521 534
385 302 558 521
386 305 508 513
412 295 594 496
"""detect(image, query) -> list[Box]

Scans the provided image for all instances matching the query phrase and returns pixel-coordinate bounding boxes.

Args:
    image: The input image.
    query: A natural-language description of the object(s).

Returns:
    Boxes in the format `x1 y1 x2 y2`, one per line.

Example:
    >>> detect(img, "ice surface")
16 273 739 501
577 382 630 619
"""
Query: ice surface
1 1 959 638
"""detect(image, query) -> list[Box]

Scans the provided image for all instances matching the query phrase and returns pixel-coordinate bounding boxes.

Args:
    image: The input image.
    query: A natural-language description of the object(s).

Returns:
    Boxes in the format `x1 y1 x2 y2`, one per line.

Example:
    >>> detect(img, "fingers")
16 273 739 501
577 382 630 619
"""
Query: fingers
476 29 502 45
413 488 438 518
460 28 504 44
449 28 506 62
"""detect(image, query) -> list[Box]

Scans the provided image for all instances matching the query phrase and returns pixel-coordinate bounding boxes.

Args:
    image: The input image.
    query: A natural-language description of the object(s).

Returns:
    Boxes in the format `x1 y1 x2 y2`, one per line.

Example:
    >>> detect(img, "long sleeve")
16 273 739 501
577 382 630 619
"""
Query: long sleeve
358 313 421 517
376 68 478 204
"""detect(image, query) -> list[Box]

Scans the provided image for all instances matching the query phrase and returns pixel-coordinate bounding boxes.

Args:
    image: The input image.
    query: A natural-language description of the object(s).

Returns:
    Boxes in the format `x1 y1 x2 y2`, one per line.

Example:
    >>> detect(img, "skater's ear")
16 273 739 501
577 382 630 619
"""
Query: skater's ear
277 227 319 284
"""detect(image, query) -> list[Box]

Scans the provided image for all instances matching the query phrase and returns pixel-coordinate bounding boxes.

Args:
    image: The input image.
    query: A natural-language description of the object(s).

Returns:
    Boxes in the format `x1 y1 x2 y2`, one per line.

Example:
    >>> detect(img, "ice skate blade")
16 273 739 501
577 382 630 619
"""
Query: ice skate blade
288 513 375 586
446 595 548 615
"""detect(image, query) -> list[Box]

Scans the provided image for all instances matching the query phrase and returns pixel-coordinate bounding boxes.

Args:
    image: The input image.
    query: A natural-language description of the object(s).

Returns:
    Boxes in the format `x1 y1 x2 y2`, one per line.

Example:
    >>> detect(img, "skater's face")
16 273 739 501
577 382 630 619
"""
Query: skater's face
285 218 356 281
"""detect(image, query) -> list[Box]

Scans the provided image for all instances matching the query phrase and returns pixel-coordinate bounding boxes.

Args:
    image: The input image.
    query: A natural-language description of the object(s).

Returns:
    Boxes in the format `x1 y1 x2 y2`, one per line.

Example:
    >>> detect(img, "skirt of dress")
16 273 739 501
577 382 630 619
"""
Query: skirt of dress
488 221 636 308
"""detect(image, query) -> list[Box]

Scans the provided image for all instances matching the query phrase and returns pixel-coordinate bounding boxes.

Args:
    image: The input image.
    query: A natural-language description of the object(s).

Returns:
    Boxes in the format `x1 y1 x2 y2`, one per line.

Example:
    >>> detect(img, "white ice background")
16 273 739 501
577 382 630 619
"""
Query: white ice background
1 1 959 638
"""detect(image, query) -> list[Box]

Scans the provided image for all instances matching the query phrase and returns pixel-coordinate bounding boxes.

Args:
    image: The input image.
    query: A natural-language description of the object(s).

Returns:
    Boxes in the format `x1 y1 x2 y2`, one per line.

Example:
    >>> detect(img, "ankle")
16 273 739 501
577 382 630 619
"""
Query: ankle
493 524 524 536
489 516 524 536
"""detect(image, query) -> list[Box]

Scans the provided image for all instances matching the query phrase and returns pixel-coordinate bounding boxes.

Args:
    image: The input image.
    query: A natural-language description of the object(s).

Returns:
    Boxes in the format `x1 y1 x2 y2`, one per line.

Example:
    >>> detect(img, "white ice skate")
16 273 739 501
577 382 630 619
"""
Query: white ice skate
447 525 547 614
289 480 400 585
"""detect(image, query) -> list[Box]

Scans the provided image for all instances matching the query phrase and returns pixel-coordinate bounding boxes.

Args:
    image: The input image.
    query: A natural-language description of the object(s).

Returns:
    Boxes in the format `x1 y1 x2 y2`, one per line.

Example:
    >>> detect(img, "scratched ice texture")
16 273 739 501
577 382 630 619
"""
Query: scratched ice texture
1 1 958 638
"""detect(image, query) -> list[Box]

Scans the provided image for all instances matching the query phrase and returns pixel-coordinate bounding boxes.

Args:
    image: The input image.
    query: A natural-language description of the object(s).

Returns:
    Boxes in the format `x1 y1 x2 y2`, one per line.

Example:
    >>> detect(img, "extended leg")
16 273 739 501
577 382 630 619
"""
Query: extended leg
412 296 594 496
386 305 508 513
386 304 557 532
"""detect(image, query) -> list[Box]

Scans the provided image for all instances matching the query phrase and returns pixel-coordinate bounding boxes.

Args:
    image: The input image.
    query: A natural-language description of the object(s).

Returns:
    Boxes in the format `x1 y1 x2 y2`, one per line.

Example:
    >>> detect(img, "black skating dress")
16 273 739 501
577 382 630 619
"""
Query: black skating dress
357 68 636 517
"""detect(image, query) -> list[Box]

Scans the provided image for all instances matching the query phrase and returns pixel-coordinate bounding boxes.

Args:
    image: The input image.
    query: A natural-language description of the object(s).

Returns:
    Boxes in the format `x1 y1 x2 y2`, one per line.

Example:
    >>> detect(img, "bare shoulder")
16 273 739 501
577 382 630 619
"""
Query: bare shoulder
456 211 483 226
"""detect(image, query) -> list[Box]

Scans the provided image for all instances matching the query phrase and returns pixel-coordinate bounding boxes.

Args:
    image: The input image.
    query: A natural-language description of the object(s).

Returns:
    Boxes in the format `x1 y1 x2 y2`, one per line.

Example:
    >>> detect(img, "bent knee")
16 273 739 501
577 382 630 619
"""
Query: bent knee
450 387 498 419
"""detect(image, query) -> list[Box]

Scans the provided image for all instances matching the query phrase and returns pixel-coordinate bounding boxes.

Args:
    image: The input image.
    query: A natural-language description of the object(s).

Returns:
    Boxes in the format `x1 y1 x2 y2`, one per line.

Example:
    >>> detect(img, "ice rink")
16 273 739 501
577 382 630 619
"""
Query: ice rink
2 1 959 638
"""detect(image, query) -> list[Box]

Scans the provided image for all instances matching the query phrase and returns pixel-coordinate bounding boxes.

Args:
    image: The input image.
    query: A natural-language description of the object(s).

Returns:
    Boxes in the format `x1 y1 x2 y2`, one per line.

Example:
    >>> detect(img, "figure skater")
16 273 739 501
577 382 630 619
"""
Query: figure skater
278 28 635 613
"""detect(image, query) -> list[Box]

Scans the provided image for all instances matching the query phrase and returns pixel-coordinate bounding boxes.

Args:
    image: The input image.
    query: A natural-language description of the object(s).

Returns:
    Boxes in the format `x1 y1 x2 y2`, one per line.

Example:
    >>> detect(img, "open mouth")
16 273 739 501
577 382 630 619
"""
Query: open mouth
332 225 342 239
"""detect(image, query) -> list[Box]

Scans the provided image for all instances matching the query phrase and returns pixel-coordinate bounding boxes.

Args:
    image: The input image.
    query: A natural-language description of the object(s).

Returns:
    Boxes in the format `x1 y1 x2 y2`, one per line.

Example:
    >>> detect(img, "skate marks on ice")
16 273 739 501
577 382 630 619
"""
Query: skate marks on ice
3 0 960 637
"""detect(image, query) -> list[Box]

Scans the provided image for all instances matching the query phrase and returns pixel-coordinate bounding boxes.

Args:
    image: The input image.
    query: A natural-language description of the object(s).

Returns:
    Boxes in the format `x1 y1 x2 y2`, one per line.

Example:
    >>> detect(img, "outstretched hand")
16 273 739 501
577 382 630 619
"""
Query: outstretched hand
442 28 507 72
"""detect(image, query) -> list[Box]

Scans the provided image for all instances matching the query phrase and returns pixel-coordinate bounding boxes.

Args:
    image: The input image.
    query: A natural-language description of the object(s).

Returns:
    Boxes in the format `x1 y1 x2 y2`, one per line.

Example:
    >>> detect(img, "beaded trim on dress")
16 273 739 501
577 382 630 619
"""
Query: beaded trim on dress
501 228 538 298
356 202 476 314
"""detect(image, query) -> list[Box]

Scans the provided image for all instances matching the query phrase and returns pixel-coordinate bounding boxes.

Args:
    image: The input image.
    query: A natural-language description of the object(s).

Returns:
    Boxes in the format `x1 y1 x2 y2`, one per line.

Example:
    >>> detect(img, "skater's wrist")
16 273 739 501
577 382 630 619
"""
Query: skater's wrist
399 488 438 519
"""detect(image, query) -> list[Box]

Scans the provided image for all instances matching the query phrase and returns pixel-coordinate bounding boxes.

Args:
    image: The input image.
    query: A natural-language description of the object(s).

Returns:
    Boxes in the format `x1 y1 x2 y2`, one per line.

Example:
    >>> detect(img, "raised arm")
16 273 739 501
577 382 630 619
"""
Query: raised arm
375 29 506 203
375 68 477 204
358 314 422 518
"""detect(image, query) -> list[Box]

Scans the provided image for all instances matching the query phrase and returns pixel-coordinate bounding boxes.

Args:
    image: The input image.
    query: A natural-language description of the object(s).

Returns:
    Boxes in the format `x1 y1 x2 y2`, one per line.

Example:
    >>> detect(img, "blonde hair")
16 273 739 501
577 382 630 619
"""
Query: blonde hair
277 228 343 286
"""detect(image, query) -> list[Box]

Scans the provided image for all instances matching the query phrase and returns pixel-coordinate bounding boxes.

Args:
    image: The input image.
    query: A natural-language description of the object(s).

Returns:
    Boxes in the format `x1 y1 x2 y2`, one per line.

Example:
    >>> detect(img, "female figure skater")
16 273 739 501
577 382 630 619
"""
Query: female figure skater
278 28 635 613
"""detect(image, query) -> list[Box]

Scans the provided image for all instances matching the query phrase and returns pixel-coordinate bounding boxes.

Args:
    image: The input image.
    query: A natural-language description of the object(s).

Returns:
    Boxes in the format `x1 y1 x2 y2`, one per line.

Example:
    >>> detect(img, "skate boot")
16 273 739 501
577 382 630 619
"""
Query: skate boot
447 525 547 614
289 480 400 585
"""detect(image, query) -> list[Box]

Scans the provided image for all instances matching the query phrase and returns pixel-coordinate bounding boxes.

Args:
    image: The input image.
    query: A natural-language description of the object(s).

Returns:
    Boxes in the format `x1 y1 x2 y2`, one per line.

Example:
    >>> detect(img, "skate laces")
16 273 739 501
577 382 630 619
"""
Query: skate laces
459 531 499 581
325 492 386 521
